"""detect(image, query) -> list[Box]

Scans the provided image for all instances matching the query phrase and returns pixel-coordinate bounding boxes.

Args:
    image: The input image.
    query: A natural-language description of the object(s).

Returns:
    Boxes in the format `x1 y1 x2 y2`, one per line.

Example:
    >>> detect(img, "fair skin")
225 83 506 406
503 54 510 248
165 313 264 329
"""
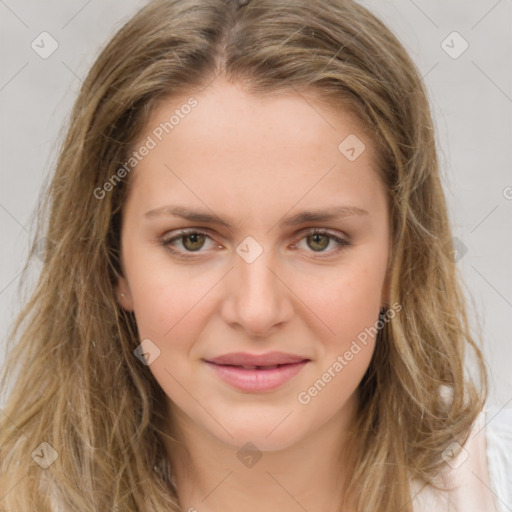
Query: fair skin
117 78 390 512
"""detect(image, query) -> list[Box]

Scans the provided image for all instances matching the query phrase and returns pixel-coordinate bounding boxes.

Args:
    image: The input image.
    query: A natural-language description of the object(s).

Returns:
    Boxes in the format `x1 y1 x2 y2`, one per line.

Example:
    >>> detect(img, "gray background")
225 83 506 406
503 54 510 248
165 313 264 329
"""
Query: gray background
1 1 511 409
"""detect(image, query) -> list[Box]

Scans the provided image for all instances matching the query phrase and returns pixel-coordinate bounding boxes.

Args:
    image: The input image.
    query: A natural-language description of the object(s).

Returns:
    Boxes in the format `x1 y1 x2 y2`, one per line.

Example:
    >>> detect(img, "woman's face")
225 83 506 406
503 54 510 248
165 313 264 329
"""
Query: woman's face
117 78 390 451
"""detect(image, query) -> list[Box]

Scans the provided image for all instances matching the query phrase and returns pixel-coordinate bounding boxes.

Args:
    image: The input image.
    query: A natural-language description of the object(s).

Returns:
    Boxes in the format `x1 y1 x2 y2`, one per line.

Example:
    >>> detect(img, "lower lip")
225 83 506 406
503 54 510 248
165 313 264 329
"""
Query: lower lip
205 361 308 392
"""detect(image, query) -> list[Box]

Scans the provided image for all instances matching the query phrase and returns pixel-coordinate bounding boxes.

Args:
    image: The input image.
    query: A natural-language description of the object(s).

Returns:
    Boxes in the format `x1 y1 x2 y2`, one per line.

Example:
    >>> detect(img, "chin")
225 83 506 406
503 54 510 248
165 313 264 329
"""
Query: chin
211 413 307 453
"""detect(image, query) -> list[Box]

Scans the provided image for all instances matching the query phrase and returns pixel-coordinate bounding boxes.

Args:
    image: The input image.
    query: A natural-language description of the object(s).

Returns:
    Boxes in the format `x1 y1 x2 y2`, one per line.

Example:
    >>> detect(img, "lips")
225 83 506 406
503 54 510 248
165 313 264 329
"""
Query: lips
204 352 310 392
206 351 309 367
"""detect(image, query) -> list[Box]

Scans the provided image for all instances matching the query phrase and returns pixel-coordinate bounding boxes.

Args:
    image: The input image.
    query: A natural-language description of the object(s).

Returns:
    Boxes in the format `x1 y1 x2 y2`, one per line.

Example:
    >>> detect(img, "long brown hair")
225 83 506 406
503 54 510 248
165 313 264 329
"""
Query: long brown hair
0 0 487 510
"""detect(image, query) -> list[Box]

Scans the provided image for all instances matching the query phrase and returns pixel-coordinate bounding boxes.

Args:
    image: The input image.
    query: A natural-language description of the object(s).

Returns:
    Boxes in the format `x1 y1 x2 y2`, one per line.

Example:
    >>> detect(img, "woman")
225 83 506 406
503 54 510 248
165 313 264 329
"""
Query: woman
0 0 510 511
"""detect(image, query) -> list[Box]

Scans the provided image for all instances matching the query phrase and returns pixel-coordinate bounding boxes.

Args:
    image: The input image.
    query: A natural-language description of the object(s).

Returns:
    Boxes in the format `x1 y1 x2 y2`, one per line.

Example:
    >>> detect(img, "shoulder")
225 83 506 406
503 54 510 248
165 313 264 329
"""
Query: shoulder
411 407 512 512
484 406 512 512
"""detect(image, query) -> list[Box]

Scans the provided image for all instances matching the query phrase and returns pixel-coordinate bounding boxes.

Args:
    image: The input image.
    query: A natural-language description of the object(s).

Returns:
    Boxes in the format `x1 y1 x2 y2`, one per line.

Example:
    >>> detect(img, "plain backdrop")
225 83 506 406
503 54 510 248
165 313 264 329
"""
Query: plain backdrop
1 0 511 410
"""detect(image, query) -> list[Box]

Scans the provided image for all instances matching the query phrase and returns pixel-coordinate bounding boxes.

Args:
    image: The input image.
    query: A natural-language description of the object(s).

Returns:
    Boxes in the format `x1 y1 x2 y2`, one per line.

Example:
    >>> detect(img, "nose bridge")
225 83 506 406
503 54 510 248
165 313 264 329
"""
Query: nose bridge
238 249 277 302
222 239 293 336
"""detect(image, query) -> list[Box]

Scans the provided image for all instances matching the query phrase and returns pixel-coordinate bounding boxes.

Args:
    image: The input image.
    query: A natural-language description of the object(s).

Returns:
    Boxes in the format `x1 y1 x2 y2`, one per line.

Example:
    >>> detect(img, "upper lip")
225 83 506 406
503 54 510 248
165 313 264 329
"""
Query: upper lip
205 352 310 366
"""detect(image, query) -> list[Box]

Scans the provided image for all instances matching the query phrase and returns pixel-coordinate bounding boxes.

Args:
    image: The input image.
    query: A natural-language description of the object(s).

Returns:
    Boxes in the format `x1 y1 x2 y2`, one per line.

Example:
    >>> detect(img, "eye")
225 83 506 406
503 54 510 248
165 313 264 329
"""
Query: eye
293 228 351 257
161 229 217 257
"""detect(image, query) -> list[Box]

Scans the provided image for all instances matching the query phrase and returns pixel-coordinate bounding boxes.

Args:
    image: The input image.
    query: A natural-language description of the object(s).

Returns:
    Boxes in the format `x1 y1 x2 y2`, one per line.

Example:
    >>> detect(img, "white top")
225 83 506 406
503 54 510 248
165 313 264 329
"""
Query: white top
411 407 512 512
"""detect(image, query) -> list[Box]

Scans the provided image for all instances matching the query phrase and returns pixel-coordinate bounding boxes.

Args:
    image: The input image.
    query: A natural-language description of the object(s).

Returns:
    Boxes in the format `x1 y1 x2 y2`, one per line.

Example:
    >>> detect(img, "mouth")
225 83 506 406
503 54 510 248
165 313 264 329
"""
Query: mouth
205 351 310 367
212 363 298 370
204 353 310 392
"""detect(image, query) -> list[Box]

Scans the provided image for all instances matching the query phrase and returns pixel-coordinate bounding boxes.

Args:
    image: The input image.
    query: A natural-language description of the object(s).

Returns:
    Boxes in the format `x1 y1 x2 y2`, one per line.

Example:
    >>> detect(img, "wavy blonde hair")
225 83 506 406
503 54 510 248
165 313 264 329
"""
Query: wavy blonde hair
0 0 487 510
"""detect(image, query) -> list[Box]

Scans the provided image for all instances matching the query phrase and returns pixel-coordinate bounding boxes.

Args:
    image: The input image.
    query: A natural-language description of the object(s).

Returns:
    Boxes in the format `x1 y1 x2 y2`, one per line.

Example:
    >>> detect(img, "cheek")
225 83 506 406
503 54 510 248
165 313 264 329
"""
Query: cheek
294 258 385 344
293 264 382 416
125 247 215 346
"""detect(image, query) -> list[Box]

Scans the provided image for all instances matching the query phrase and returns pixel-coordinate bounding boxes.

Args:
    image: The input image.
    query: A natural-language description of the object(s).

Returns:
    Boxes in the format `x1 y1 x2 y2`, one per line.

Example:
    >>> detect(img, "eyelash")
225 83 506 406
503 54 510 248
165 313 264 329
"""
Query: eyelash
160 228 351 259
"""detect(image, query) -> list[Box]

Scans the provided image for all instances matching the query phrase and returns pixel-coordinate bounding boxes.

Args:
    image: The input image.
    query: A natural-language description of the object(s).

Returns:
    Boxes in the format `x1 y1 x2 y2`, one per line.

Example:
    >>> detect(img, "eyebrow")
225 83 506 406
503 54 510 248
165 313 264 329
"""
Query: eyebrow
144 204 368 228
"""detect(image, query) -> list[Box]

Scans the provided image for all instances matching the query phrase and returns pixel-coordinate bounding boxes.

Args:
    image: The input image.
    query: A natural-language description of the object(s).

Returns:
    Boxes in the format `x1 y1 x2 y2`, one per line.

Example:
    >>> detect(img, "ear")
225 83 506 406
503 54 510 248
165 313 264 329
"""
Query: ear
115 276 134 311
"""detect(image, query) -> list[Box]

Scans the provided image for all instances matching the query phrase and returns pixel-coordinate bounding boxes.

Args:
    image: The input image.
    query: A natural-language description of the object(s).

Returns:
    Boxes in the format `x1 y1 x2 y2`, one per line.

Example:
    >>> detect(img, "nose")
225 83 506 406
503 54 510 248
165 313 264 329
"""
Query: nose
219 247 294 338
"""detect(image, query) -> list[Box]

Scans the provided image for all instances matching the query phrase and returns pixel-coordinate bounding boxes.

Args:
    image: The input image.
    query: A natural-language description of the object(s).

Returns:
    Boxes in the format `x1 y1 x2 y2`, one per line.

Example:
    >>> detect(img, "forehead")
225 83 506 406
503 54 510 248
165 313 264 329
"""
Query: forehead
140 80 374 157
124 79 386 219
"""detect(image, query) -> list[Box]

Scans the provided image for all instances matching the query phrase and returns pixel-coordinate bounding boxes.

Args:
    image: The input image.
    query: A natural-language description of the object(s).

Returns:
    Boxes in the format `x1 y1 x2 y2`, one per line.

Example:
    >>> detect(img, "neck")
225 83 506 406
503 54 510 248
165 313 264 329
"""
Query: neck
163 397 357 512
